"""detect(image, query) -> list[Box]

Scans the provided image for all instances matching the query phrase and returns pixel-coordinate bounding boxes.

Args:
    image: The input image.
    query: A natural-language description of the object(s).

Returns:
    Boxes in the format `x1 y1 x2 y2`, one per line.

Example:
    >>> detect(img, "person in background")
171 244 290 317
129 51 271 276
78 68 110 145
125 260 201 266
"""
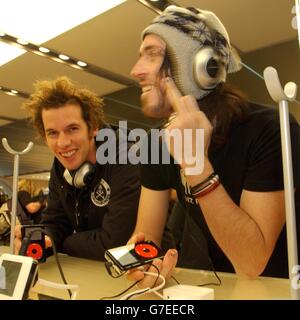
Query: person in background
0 187 8 207
128 5 300 284
17 179 46 224
0 187 11 243
15 76 141 260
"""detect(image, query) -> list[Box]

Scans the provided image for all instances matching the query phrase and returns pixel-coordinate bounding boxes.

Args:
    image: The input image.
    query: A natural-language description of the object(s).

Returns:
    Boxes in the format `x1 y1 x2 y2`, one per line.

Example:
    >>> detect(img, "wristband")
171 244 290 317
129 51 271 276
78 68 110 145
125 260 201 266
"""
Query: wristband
191 172 218 194
194 180 220 198
191 173 220 198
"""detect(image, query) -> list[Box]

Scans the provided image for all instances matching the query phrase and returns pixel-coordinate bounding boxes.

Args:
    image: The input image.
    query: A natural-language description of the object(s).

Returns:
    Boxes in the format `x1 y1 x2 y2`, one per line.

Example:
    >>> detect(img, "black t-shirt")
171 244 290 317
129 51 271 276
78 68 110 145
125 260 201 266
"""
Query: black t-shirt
140 103 300 278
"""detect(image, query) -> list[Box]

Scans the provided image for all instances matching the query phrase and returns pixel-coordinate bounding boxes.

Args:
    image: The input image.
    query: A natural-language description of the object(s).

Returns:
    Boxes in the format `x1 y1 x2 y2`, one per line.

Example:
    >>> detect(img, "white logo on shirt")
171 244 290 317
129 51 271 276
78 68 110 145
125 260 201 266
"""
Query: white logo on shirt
91 178 111 207
180 169 197 205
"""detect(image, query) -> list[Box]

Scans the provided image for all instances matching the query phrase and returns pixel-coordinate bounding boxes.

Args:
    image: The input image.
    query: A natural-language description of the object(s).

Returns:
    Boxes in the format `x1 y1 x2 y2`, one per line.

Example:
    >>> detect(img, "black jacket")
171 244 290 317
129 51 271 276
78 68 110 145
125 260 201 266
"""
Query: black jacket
41 150 141 261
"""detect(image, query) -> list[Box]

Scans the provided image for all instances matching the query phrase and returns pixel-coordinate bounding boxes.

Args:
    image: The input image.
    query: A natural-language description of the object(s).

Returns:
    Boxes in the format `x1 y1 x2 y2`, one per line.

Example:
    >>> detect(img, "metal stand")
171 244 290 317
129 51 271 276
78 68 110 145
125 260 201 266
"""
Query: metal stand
264 66 299 300
1 138 34 254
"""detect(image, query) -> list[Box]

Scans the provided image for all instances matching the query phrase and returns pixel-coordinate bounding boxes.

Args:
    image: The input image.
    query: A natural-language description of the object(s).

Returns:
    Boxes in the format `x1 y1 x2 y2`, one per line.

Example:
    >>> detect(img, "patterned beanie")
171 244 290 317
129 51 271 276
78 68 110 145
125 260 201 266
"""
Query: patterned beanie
142 5 242 100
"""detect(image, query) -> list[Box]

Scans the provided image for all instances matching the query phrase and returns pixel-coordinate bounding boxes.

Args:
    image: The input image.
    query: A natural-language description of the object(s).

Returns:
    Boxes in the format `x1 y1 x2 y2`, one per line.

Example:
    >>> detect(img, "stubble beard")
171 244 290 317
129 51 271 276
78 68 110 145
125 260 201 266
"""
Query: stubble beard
141 85 172 119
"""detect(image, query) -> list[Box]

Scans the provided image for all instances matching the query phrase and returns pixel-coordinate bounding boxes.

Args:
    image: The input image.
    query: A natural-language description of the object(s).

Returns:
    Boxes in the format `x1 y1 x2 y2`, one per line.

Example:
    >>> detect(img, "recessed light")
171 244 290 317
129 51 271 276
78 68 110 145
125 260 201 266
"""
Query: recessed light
17 38 29 45
39 47 50 53
77 61 87 67
58 54 70 60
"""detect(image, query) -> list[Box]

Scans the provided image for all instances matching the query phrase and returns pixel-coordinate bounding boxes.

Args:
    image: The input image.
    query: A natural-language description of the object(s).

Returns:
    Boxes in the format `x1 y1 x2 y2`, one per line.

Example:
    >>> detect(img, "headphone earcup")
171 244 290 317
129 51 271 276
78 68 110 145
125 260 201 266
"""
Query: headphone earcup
193 46 226 90
63 162 94 188
63 169 74 186
73 162 94 188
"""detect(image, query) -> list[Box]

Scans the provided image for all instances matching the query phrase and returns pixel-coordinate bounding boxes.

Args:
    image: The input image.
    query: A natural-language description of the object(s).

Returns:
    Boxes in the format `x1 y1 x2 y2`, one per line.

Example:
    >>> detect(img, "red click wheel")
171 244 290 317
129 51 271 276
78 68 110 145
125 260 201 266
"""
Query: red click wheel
135 243 158 258
26 243 43 260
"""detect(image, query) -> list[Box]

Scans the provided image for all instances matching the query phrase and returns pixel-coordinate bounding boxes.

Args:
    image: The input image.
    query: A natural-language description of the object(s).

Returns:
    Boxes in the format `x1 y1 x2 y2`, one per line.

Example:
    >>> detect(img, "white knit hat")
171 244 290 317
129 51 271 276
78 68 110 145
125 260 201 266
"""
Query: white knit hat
142 6 241 99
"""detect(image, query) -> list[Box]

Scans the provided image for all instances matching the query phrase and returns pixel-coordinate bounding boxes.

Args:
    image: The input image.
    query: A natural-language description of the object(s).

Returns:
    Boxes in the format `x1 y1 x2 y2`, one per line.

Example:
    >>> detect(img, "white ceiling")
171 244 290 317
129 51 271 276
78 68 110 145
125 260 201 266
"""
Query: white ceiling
0 0 297 176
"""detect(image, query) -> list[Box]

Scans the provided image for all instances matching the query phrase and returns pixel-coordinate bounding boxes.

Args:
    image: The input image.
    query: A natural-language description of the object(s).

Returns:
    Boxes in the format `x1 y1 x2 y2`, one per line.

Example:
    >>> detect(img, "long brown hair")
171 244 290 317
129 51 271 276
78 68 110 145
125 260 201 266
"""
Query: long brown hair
200 82 249 145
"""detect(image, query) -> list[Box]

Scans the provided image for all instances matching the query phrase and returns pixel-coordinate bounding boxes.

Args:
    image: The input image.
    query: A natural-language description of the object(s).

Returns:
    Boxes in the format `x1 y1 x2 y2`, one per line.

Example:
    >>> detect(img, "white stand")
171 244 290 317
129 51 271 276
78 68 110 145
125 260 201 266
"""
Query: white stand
263 66 299 300
1 138 34 254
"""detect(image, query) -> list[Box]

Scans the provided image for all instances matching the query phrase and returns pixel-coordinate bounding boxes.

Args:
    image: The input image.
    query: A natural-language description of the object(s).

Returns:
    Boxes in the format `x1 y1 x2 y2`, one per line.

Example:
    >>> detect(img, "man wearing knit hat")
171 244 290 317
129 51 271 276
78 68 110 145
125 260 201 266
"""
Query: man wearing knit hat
128 5 300 285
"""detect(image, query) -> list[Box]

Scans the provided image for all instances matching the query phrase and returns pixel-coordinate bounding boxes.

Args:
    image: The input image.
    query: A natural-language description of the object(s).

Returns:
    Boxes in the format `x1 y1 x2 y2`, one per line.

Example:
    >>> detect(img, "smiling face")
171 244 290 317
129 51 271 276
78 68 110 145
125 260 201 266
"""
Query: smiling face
42 103 98 171
130 34 173 119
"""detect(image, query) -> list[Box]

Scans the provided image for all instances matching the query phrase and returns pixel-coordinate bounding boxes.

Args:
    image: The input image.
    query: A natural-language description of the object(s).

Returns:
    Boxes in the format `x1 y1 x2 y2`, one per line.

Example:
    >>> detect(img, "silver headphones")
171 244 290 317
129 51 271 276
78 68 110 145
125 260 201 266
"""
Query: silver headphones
193 46 226 90
63 162 95 188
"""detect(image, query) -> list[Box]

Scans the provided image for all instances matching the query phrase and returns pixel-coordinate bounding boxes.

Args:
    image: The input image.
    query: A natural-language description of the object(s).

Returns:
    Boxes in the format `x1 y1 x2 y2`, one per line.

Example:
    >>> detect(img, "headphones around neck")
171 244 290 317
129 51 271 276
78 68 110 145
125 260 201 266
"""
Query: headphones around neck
193 46 226 90
63 162 95 188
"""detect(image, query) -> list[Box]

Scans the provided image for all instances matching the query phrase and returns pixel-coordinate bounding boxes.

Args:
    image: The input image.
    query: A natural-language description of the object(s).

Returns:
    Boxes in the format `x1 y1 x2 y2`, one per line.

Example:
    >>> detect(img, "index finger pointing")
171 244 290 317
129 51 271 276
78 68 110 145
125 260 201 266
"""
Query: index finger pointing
164 77 185 114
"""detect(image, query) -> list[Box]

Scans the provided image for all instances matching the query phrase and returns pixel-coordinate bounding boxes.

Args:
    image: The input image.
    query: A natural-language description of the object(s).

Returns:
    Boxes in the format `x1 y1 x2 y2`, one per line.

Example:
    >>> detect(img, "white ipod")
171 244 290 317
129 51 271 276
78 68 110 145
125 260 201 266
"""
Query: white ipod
0 253 38 300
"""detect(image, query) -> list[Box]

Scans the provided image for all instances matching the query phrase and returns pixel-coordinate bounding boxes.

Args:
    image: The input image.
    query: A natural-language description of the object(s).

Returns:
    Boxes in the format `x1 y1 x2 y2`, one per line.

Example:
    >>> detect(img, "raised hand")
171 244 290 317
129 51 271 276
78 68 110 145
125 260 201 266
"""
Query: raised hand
162 77 213 176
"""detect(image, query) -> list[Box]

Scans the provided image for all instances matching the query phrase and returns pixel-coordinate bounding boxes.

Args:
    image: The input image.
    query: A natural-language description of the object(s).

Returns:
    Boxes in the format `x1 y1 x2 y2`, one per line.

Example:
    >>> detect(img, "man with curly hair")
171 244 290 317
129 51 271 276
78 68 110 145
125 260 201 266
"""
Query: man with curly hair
15 76 141 260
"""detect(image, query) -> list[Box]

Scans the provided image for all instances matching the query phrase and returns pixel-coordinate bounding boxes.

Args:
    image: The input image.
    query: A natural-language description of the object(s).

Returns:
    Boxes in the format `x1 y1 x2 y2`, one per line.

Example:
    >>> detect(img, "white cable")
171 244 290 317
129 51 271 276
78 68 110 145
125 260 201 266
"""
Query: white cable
240 62 264 80
152 289 166 300
32 278 79 300
120 272 166 300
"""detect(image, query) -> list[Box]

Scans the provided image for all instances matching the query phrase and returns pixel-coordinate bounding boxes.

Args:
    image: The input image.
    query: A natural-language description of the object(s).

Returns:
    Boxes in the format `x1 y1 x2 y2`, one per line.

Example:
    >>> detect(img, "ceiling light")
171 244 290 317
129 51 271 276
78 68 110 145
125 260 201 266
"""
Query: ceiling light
0 0 125 67
0 85 29 98
38 47 50 53
58 54 70 61
0 31 137 87
16 38 28 45
6 91 16 96
77 61 88 67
